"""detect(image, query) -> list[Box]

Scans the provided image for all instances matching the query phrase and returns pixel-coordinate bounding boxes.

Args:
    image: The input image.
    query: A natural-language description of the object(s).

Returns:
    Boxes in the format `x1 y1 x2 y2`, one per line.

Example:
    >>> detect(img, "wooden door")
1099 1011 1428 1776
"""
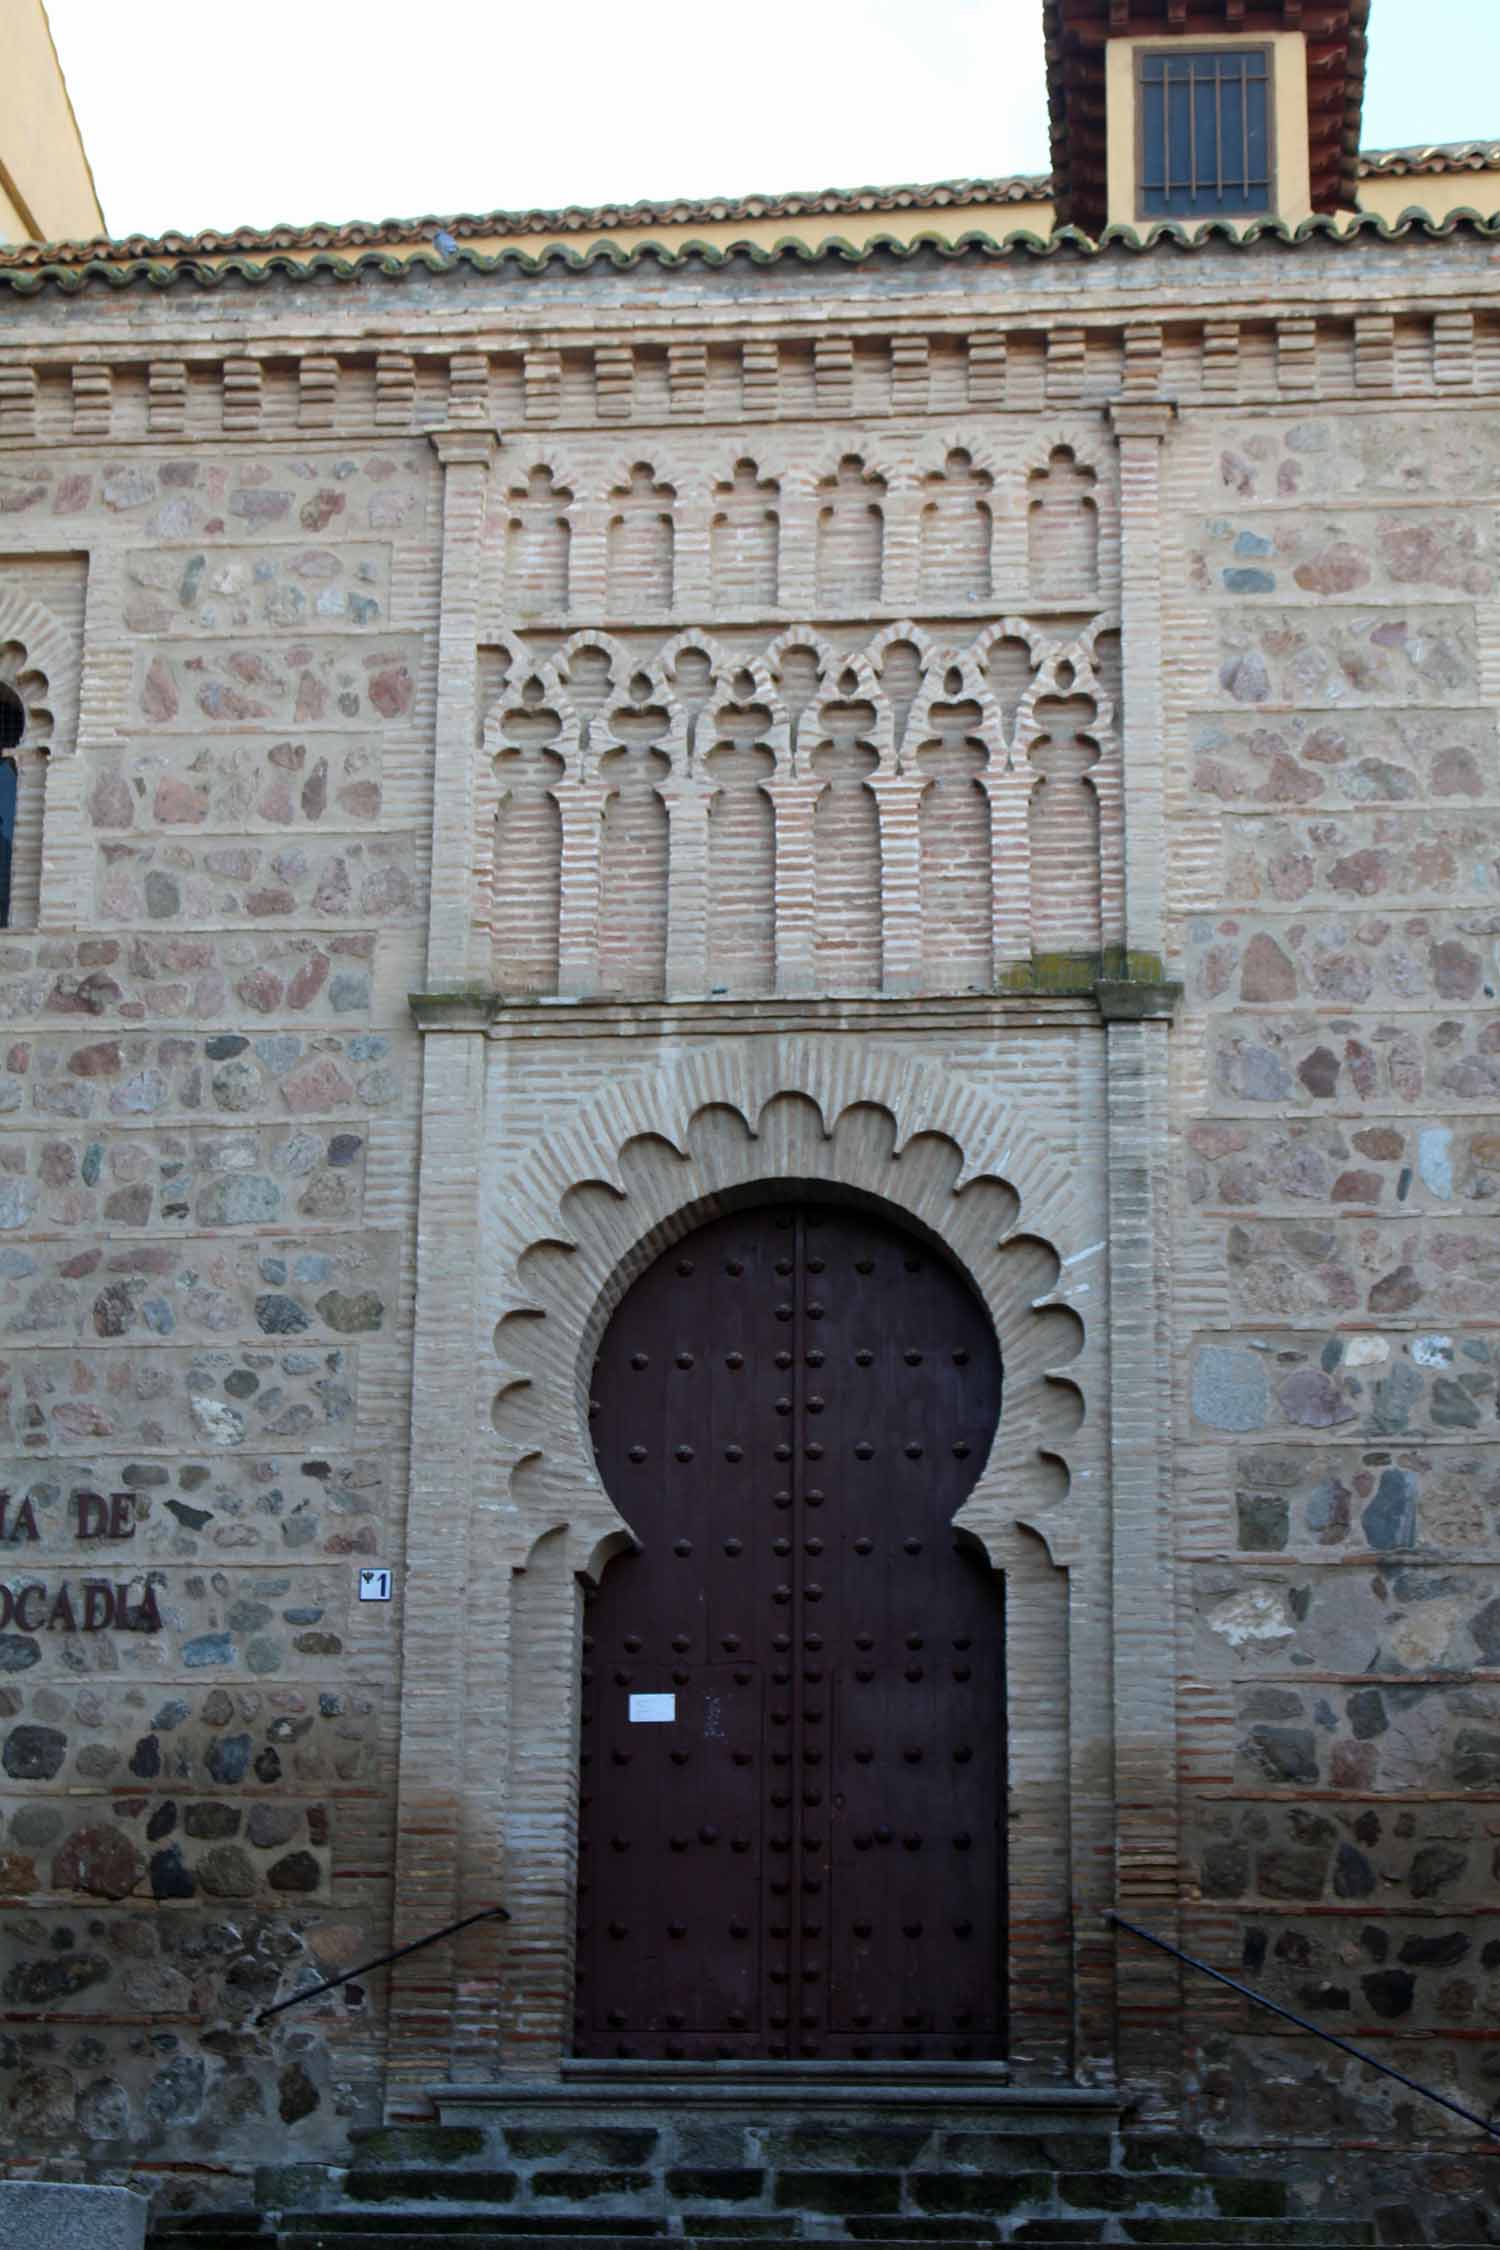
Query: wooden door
575 1199 1005 2060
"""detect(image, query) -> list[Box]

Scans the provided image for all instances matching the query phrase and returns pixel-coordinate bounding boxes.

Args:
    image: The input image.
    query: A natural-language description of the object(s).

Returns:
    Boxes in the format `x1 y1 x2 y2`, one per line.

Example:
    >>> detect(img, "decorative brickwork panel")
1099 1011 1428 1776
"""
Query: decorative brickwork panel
1027 685 1102 956
1027 446 1098 599
606 464 675 614
915 684 993 992
917 450 993 607
493 678 565 995
704 688 777 997
815 457 886 610
597 678 672 995
711 460 779 611
505 466 573 616
478 620 1115 1001
811 687 882 993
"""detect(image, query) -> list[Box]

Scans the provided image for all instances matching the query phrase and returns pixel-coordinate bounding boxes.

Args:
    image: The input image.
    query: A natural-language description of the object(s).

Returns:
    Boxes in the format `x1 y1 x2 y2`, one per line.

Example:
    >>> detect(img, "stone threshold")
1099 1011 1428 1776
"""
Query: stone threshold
433 2068 1124 2116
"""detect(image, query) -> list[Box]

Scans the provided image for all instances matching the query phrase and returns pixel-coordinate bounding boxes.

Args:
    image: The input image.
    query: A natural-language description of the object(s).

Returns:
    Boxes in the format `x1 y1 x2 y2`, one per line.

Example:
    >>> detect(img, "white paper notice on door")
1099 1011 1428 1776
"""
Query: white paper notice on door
628 1692 676 1723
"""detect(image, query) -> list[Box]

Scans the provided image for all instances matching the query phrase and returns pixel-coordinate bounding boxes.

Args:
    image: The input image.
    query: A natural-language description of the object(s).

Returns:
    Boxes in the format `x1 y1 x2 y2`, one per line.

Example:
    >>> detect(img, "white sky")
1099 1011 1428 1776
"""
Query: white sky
44 0 1500 241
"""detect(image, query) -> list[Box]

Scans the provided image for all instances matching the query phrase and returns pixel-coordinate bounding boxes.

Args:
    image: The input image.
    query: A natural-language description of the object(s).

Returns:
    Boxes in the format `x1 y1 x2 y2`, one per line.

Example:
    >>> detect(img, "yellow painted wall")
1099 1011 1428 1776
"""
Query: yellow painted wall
1357 170 1500 223
407 200 1060 264
0 0 105 243
1105 31 1311 230
141 169 1500 273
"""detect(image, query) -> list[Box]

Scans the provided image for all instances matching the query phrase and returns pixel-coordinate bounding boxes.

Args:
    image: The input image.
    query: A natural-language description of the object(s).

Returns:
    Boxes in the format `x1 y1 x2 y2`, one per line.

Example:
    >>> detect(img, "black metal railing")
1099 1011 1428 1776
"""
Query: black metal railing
256 1904 509 2028
1108 1909 1500 2145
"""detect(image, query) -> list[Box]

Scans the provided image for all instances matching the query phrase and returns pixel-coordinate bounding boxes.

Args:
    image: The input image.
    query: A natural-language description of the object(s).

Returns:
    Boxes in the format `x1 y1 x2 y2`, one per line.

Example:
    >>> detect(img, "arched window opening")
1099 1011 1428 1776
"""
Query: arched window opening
0 685 22 931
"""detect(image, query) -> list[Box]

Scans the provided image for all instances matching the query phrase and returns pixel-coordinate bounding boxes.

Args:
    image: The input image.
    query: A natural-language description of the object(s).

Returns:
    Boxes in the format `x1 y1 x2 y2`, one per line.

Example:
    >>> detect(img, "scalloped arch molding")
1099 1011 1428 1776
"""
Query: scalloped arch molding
0 589 76 754
484 1036 1101 1584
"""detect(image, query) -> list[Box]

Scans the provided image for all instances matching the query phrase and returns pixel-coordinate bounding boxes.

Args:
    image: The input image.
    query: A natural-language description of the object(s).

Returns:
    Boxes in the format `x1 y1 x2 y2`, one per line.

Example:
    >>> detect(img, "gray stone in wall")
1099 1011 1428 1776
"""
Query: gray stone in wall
0 2182 148 2250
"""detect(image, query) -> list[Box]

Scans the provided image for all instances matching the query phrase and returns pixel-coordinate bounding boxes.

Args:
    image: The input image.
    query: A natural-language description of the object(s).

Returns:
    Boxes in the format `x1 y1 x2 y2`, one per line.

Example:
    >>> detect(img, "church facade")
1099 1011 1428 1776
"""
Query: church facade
1 3 1498 2237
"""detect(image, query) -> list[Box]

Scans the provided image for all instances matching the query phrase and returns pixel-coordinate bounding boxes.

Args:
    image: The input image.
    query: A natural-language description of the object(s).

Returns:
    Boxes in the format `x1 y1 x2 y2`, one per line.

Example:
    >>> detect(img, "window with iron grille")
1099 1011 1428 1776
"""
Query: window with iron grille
1139 47 1272 218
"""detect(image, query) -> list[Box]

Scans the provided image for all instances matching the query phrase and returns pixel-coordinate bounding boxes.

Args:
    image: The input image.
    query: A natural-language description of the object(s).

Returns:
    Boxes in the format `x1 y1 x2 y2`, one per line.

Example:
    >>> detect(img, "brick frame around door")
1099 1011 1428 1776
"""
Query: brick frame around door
389 1017 1143 2108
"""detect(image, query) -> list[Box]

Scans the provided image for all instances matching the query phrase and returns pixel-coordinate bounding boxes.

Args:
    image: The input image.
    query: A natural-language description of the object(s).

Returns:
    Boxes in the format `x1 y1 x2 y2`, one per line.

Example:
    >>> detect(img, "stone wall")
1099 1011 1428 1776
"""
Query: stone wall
0 422 434 2203
0 225 1497 2232
1170 397 1500 2183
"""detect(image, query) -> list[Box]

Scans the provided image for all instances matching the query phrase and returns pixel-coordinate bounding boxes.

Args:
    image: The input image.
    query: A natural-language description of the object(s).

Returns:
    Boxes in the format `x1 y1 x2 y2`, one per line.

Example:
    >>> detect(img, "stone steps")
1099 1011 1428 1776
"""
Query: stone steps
146 2099 1395 2249
331 2172 1291 2221
151 2231 1387 2250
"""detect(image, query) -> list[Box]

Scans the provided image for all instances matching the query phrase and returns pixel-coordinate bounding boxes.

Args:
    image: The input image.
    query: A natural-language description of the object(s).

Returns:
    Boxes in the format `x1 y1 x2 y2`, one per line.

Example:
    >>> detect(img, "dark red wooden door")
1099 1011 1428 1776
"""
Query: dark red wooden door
575 1198 1005 2061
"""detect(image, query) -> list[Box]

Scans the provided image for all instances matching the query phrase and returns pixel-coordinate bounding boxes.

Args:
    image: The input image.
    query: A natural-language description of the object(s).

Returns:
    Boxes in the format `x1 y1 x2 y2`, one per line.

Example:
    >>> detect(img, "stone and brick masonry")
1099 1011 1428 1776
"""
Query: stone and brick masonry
0 209 1498 2244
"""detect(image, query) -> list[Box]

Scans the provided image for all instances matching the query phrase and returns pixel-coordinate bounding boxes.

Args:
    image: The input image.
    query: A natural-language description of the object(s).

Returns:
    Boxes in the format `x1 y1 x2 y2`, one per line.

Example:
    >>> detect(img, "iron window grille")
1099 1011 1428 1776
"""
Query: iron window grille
1138 46 1272 219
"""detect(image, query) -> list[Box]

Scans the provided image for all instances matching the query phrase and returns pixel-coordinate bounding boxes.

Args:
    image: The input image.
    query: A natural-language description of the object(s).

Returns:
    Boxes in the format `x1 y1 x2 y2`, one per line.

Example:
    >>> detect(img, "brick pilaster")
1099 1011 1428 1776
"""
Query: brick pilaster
1107 401 1174 963
1102 397 1181 2101
426 430 499 987
389 1012 492 2104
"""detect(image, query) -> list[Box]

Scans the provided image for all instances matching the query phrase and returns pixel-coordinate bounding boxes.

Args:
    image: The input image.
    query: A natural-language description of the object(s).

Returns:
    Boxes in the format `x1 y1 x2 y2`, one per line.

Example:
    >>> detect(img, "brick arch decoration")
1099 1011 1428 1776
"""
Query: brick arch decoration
486 1050 1095 1581
913 427 1009 485
0 591 79 931
390 1037 1115 2088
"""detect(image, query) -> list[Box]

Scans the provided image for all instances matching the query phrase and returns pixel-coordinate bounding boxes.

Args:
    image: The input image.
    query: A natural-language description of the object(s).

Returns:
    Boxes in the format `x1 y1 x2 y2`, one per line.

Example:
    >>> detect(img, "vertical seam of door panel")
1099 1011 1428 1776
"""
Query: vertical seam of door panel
789 1200 806 2048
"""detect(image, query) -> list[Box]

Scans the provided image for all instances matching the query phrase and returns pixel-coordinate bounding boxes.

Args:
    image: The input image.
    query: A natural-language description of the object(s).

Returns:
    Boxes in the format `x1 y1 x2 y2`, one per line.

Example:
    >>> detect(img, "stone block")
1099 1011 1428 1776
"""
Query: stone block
131 639 420 731
1189 1329 1499 1444
663 2169 764 2204
506 2128 658 2165
1213 2179 1291 2218
0 933 380 1030
772 2170 905 2215
1217 410 1500 503
1199 509 1495 603
123 543 390 636
1121 2135 1206 2175
760 2127 930 2170
1009 2227 1108 2246
1191 708 1496 812
0 2182 148 2250
95 836 419 930
1189 911 1500 1011
847 2223 1003 2242
347 2124 489 2165
673 2223 788 2240
1215 606 1478 710
529 2170 656 2201
1057 2173 1198 2213
908 2171 1048 2215
344 2167 517 2203
928 2132 1054 2171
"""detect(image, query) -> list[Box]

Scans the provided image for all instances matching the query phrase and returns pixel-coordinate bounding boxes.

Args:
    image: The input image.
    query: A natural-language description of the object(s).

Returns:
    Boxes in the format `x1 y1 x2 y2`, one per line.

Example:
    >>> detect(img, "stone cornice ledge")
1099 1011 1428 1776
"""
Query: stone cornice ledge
430 428 500 466
1094 977 1183 1023
408 987 1172 1035
1108 400 1177 441
409 987 497 1032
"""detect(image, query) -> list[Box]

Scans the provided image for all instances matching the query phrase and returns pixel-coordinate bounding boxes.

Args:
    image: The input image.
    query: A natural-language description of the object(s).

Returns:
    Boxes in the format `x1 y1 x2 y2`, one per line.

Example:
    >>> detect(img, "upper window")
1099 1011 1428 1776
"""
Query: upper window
1139 47 1271 219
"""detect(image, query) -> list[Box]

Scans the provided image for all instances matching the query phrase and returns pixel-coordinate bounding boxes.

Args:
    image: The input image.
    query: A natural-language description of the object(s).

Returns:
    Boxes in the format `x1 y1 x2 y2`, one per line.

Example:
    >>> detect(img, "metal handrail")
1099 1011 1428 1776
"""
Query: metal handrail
1107 1909 1500 2145
256 1904 509 2027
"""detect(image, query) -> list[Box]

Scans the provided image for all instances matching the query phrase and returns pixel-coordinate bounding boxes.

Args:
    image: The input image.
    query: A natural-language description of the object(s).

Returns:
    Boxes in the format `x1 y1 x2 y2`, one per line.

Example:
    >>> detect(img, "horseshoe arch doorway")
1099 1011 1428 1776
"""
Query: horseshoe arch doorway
573 1194 1007 2062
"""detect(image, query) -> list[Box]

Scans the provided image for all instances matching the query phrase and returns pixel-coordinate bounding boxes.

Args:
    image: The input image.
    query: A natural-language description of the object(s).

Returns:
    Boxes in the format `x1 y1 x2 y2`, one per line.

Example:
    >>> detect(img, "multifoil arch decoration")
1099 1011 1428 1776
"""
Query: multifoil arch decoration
484 1039 1101 1588
0 591 76 757
0 591 78 932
